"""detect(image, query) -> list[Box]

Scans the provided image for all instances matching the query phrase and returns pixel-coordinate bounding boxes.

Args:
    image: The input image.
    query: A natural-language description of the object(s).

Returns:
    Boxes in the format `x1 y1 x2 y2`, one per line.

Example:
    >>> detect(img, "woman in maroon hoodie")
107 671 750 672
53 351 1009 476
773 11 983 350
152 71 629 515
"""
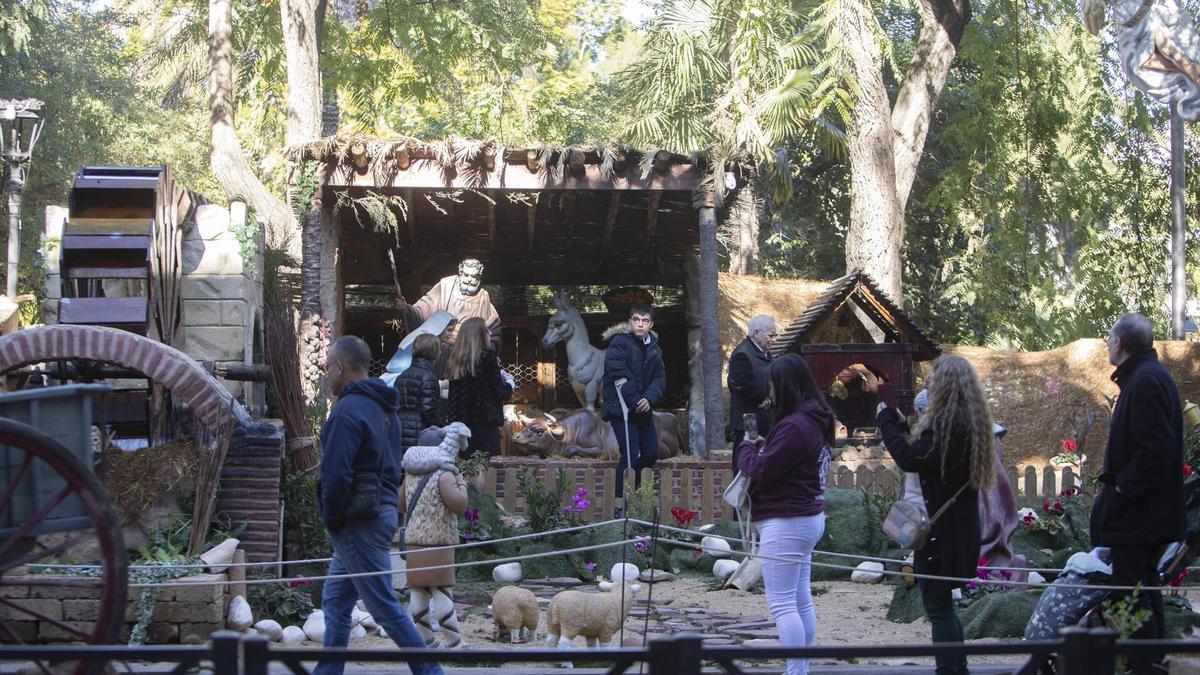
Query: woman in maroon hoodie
736 354 833 675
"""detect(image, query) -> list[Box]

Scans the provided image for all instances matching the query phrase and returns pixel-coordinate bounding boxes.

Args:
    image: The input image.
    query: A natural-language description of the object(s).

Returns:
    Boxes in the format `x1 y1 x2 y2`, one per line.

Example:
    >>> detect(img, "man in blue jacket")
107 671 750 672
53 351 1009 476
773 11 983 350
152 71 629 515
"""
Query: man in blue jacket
1093 314 1184 675
602 304 667 507
316 336 442 675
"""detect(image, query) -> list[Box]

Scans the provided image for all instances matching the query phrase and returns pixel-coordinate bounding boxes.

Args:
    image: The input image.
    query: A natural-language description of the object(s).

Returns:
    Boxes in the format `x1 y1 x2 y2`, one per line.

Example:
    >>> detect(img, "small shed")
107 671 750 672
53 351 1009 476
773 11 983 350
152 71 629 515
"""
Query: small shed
772 270 941 436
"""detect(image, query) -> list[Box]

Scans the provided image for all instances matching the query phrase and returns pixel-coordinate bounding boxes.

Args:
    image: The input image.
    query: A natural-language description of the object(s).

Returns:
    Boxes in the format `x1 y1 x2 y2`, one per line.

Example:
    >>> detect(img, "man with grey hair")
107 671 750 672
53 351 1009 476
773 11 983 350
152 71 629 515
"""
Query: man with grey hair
728 314 776 468
316 336 442 675
404 258 501 348
1093 313 1184 673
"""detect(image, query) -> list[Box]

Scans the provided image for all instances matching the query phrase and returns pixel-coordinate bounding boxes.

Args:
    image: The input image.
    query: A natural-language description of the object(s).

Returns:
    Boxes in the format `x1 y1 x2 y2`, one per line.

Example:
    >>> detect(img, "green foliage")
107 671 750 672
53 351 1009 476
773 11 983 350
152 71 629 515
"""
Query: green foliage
959 589 1042 639
624 473 659 522
281 469 331 562
813 488 900 580
231 216 260 278
456 451 490 481
248 576 315 626
1102 585 1152 640
515 467 572 533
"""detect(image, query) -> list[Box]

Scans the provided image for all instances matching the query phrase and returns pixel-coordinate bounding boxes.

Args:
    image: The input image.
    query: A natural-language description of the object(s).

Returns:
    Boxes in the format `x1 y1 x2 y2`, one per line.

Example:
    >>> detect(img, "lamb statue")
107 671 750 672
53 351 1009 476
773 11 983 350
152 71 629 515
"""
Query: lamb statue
1081 0 1200 119
490 585 539 643
399 423 471 648
545 580 641 648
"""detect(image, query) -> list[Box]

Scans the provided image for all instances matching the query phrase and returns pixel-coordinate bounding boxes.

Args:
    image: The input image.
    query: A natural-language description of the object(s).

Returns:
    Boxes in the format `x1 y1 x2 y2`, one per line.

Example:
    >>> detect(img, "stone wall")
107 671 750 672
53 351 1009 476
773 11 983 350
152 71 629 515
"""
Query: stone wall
216 421 286 562
1 572 229 644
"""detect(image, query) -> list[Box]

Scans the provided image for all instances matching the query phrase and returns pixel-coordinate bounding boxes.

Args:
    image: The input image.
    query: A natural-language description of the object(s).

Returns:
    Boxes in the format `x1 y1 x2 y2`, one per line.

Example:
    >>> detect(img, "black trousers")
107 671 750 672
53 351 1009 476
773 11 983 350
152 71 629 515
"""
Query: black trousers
610 415 659 498
1109 543 1167 673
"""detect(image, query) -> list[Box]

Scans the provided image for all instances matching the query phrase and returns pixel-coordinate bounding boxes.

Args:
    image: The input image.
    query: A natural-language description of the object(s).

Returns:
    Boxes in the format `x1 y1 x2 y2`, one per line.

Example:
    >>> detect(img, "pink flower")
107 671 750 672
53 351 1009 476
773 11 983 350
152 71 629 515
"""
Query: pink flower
692 550 702 558
585 561 597 572
967 582 977 591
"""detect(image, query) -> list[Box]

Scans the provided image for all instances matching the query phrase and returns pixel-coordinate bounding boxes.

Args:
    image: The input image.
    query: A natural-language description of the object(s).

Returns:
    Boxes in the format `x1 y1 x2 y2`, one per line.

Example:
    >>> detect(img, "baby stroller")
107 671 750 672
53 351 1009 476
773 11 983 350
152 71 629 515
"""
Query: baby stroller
1021 473 1200 674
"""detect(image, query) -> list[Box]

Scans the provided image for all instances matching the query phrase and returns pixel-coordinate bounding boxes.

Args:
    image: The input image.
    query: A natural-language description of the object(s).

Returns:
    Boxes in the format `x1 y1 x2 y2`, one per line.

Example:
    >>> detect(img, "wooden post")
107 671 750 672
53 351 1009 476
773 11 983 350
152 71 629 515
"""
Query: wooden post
683 468 695 513
583 467 597 521
702 470 715 523
1024 466 1038 507
603 469 616 519
697 201 725 454
683 256 705 456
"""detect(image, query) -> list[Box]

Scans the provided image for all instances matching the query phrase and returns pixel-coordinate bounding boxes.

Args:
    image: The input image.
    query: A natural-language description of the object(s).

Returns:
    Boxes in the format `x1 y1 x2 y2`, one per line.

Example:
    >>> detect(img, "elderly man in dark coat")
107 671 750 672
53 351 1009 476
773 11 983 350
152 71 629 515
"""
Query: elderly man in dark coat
728 315 775 468
1092 313 1185 674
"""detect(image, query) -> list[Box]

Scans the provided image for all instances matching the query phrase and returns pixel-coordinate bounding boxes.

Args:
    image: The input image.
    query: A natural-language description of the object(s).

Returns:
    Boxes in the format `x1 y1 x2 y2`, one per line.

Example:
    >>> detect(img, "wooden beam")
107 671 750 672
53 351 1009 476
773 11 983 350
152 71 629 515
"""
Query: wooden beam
645 191 662 241
601 191 621 257
403 188 415 243
527 199 538 256
488 199 496 252
320 160 703 192
563 192 577 245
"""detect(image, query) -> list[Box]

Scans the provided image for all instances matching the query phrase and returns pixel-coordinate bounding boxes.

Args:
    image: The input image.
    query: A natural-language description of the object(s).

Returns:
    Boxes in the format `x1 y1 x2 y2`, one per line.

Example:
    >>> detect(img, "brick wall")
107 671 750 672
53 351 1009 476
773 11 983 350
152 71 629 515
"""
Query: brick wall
217 421 285 563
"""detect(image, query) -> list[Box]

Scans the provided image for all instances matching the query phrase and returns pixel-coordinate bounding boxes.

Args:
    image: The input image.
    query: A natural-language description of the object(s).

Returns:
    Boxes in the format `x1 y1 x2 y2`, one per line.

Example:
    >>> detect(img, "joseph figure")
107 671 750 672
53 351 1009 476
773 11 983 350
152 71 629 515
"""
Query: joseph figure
403 258 501 347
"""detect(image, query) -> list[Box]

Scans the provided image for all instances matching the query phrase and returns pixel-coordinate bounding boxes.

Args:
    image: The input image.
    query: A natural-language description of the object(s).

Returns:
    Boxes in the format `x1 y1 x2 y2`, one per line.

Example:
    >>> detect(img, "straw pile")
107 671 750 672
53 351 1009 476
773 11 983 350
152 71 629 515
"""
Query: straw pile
104 437 199 523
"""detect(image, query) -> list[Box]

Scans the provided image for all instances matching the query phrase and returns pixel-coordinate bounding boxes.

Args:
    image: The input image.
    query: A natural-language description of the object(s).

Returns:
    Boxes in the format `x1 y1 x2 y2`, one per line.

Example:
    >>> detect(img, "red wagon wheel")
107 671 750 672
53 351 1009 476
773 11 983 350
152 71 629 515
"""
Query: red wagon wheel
0 418 127 675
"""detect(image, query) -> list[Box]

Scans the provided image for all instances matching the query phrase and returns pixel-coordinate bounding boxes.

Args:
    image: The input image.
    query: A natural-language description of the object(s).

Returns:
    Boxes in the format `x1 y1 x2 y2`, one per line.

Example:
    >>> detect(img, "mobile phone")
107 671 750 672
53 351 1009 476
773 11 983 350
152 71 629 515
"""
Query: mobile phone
743 413 759 440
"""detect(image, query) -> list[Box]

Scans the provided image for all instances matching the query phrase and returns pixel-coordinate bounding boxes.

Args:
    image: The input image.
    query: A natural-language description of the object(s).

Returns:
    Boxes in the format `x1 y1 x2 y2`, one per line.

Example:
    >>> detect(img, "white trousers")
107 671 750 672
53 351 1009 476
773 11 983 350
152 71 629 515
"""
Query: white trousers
756 513 826 675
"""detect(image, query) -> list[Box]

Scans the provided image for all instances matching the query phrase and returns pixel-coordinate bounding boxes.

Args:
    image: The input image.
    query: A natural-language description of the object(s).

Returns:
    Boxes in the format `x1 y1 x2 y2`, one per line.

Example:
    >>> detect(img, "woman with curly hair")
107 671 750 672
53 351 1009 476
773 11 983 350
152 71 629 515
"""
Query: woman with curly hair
871 355 995 675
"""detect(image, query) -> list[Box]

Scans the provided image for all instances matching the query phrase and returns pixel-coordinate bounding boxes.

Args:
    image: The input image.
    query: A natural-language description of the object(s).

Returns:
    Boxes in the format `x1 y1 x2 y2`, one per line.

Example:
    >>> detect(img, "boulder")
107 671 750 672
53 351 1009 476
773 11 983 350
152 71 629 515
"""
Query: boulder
639 568 675 583
724 558 763 591
493 562 523 583
850 561 885 584
281 626 306 645
713 559 739 582
200 538 241 573
303 610 325 643
610 563 640 583
350 624 368 639
253 620 283 642
700 536 732 558
226 595 252 631
351 608 369 627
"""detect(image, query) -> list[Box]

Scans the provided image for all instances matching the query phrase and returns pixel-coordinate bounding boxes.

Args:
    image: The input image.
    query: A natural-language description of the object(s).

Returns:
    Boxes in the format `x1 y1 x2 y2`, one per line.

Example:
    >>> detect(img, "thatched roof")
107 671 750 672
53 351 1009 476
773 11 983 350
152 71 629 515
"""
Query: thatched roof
717 273 830 357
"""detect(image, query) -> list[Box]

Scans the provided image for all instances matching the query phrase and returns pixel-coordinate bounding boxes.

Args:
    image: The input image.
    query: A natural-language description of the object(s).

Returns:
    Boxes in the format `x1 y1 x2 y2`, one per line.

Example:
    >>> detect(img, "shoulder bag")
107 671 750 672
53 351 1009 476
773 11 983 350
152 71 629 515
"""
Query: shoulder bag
882 481 968 551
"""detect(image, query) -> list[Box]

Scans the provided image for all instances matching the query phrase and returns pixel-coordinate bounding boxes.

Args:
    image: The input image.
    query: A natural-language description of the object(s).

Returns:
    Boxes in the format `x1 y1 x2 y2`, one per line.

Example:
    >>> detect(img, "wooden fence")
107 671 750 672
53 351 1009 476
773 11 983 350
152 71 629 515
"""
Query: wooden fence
479 460 1086 524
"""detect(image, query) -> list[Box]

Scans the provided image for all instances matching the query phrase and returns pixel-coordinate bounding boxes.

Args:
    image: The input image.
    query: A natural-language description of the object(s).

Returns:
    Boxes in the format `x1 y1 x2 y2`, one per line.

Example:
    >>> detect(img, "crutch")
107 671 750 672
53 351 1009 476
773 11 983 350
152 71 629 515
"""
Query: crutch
614 377 633 513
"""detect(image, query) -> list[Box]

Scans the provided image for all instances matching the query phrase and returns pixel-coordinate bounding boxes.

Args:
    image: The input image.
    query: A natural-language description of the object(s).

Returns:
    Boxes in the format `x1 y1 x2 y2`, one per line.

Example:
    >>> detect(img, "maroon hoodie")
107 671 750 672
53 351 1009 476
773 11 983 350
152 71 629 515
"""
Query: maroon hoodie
735 399 833 521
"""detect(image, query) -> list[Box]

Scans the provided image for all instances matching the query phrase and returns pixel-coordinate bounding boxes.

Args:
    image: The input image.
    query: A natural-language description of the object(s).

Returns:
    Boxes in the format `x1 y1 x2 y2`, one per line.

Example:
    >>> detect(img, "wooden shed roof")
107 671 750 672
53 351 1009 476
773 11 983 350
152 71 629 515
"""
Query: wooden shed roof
772 270 942 360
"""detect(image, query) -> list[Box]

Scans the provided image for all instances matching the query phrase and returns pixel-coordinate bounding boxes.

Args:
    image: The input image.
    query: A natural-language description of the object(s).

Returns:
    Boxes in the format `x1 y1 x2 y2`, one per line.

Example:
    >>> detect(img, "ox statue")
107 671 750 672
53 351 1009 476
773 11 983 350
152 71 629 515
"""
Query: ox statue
511 409 684 461
542 294 605 411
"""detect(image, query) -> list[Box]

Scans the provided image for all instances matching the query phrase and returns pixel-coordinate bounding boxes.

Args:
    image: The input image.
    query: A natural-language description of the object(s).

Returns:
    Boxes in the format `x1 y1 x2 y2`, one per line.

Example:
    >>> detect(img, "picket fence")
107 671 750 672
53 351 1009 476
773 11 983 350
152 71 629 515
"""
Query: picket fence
479 460 1085 524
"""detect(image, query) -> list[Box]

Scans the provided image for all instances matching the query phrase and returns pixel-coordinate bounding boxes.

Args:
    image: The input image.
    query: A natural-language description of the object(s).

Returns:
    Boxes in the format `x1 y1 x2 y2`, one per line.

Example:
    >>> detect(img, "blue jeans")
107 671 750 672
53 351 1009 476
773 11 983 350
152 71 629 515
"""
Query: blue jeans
918 580 968 675
313 507 443 675
611 414 659 498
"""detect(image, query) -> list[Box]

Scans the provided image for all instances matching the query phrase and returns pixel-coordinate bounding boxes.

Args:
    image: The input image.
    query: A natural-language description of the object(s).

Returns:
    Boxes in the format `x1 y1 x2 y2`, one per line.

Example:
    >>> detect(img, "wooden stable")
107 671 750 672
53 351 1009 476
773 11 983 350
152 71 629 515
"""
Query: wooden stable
773 270 942 435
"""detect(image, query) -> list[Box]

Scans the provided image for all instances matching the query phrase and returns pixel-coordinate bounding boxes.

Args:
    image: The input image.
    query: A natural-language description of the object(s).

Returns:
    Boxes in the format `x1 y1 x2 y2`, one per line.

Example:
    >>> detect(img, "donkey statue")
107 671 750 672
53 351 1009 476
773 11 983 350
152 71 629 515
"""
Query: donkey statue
542 293 605 410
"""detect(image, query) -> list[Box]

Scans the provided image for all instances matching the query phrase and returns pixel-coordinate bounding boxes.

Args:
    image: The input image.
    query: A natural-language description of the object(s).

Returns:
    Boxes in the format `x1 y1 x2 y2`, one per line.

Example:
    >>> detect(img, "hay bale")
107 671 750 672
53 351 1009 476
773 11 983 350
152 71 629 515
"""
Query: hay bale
930 340 1200 465
103 437 199 523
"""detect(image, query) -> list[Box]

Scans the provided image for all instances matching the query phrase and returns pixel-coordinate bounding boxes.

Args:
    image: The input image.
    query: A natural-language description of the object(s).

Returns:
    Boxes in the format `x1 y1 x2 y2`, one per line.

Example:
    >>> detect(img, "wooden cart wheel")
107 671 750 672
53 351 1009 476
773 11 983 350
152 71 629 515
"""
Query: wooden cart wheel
0 418 127 675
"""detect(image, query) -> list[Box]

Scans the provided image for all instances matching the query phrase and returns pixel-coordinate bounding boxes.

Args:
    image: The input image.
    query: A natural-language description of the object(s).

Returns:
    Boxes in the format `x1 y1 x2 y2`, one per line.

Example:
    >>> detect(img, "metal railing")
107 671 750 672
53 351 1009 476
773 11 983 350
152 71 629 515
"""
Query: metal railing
2 627 1200 674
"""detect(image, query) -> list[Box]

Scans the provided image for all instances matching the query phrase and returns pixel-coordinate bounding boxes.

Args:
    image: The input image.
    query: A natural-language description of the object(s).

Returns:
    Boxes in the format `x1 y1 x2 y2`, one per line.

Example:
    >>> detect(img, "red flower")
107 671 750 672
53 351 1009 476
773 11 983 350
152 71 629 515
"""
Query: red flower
1053 502 1063 511
1062 439 1077 452
1043 501 1051 511
1171 569 1190 587
1185 464 1194 478
692 550 702 558
670 507 698 527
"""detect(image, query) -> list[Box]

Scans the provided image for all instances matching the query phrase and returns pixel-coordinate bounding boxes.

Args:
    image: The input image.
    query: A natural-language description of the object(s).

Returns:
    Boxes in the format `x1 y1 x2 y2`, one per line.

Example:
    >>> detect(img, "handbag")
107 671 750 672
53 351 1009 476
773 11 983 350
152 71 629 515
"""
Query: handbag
882 481 968 551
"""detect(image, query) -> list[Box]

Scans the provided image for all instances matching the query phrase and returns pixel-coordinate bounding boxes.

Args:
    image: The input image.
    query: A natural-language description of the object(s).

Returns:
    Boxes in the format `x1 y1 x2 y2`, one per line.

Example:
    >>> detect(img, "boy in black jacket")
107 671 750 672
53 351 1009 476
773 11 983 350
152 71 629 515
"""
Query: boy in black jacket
602 304 667 505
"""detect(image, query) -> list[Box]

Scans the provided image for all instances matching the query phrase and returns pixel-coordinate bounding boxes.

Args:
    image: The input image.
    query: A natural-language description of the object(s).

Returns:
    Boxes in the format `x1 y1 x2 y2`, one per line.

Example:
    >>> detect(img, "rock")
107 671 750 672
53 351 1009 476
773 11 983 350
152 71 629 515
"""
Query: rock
724 558 763 591
303 610 325 642
542 577 584 587
226 595 252 631
610 563 640 582
639 568 675 583
500 515 529 529
493 562 523 583
242 628 258 638
351 608 369 627
713 559 739 582
253 620 283 642
362 614 379 631
698 524 716 533
356 600 367 612
1029 571 1046 585
850 561 885 584
200 538 241 573
350 624 367 639
281 626 306 645
379 626 388 639
700 536 732 558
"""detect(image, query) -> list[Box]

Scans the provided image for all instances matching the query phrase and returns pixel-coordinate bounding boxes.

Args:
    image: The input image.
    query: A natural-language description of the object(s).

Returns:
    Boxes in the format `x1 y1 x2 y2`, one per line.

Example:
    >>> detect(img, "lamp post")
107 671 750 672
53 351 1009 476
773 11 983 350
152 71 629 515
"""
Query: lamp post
0 98 44 298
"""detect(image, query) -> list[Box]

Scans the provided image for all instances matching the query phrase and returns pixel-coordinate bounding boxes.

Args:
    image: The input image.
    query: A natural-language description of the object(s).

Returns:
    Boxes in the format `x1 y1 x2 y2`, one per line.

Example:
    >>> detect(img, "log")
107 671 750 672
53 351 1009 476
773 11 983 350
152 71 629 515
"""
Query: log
568 149 585 176
349 141 369 171
652 150 671 175
526 149 540 173
483 146 497 172
395 147 411 171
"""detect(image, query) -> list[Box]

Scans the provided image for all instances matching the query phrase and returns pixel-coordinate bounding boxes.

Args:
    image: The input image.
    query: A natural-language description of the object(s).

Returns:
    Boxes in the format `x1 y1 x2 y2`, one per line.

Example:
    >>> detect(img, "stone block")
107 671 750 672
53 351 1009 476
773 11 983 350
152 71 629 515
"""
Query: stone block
45 273 61 300
62 599 101 622
181 276 246 301
188 240 244 277
156 602 224 623
182 238 205 273
182 326 245 362
41 300 58 325
28 580 101 600
169 574 227 603
0 620 36 642
183 299 222 327
179 622 222 643
221 300 246 327
0 584 29 599
38 620 90 642
195 204 232 241
0 598 63 621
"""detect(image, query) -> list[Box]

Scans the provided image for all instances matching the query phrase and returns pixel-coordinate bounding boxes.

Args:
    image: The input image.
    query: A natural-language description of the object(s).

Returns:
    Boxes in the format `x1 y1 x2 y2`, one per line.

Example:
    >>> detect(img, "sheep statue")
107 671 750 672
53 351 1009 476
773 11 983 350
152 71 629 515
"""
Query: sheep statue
490 586 539 643
545 580 641 648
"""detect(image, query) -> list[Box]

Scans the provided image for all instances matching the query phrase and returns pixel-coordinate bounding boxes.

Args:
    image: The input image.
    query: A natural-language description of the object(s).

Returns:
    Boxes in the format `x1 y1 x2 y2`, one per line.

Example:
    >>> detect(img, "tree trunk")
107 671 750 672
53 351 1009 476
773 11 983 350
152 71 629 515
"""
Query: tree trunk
281 0 324 148
842 0 969 303
208 0 293 251
843 2 905 302
699 202 725 454
726 183 759 275
684 256 706 456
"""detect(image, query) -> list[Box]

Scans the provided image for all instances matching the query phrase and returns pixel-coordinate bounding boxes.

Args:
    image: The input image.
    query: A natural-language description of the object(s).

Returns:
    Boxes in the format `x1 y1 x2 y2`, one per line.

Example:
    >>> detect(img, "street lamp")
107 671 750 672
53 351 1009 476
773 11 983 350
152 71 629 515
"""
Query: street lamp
0 98 44 298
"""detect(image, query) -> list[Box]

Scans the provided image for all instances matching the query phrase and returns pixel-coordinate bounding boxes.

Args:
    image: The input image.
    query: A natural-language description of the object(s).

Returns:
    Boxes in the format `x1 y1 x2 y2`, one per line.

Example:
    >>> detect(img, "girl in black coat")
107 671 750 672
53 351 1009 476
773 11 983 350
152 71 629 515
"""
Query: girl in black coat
447 317 514 457
870 355 995 675
393 333 443 453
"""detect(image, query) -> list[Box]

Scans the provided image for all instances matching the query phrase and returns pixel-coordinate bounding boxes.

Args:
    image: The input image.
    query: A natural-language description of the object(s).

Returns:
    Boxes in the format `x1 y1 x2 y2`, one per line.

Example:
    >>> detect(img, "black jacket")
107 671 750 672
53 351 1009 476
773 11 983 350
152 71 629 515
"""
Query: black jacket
878 409 980 585
1091 349 1185 546
393 356 442 451
448 349 513 427
602 327 667 421
728 337 772 435
318 378 403 532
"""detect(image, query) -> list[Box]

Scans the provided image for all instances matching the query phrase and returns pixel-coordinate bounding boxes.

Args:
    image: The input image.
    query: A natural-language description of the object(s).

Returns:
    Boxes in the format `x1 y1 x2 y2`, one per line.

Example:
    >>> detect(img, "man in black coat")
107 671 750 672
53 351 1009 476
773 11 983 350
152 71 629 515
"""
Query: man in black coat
1092 313 1184 674
727 314 776 468
602 304 667 505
